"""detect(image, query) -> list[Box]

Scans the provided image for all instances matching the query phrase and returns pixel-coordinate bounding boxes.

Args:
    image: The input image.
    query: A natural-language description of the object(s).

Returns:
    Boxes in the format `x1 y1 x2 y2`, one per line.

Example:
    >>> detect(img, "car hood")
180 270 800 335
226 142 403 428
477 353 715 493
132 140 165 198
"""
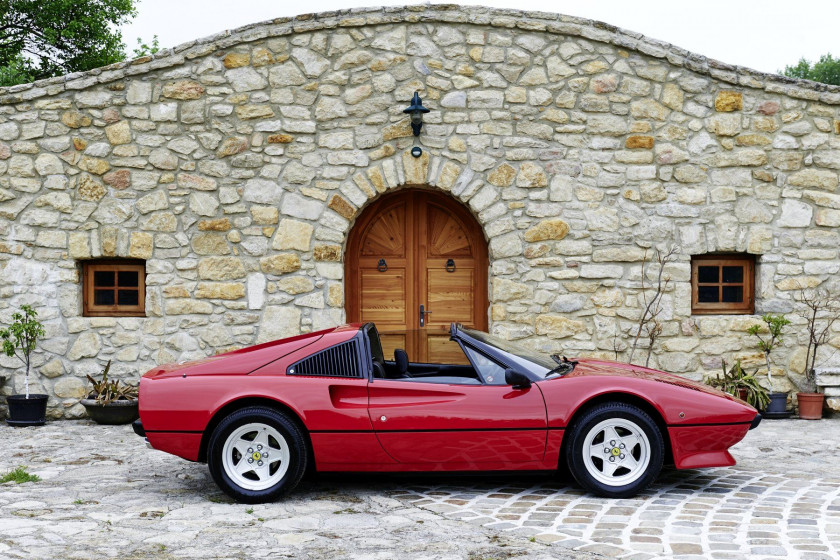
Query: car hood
567 358 739 401
142 330 326 380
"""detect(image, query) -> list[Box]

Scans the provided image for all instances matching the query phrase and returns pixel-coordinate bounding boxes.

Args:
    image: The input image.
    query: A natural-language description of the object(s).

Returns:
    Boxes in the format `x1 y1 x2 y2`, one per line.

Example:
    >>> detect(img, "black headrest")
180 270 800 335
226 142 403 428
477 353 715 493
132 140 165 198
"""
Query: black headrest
394 349 409 374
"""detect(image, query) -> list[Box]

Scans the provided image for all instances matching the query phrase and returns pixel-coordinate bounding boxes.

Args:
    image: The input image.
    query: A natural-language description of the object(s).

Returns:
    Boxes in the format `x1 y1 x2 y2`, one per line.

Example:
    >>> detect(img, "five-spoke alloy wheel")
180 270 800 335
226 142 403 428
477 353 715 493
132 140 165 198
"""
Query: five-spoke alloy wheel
566 402 663 498
208 406 308 503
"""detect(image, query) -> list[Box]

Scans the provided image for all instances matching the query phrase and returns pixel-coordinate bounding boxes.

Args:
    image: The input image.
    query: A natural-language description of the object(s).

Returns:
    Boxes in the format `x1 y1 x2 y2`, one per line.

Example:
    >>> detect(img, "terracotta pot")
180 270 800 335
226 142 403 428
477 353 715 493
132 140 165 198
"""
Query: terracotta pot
736 388 749 402
796 392 824 420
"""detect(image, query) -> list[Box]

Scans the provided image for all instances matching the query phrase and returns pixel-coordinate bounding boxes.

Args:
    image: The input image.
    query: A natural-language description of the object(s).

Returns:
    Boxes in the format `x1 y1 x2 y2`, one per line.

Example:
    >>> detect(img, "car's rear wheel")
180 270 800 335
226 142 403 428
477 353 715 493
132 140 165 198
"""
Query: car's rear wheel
207 406 307 503
565 402 663 498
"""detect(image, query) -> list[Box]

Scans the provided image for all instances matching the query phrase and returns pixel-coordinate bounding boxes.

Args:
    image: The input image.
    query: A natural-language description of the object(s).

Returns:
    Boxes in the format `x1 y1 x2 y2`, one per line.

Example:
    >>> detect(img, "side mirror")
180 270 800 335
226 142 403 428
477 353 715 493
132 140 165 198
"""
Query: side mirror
505 369 531 390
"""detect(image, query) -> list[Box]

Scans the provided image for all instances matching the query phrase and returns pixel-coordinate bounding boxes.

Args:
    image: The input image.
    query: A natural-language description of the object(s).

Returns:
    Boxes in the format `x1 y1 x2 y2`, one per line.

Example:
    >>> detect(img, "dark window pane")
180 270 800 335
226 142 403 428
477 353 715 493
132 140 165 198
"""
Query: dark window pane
697 266 718 283
722 286 743 303
94 290 115 305
118 290 139 306
118 270 139 287
94 270 114 287
722 266 744 284
698 286 719 303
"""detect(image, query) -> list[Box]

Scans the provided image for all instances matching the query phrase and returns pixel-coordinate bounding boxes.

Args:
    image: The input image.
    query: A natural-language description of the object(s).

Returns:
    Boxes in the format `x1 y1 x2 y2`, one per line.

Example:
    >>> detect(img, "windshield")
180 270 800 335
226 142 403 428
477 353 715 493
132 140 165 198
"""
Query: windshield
460 327 560 378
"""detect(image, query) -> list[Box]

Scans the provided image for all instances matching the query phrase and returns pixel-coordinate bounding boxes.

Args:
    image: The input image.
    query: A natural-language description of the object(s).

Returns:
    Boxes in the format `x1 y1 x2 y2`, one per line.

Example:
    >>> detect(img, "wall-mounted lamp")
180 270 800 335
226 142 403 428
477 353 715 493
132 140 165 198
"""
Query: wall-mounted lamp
403 91 430 137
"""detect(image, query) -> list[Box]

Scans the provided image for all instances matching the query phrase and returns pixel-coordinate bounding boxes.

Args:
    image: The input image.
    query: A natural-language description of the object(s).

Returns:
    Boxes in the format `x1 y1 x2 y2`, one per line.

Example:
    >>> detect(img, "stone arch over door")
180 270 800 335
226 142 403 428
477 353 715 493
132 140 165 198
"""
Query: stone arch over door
345 187 488 363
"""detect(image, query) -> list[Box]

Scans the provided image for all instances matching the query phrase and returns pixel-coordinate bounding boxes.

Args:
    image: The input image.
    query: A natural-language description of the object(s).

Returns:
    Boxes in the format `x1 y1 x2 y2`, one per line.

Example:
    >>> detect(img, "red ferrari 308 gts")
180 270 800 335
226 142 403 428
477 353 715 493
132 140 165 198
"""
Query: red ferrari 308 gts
134 322 761 503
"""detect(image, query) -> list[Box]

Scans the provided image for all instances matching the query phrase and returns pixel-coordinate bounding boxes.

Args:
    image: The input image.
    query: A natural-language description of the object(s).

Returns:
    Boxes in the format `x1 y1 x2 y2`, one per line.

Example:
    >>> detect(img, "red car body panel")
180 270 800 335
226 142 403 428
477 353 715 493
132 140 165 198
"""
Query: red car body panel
367 380 547 464
139 323 758 474
668 424 749 468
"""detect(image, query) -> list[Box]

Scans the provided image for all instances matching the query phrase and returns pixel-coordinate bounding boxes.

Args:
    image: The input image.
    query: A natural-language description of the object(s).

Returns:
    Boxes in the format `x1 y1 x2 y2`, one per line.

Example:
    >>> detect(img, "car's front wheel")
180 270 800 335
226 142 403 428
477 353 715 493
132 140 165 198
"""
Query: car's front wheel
207 406 308 503
565 402 663 498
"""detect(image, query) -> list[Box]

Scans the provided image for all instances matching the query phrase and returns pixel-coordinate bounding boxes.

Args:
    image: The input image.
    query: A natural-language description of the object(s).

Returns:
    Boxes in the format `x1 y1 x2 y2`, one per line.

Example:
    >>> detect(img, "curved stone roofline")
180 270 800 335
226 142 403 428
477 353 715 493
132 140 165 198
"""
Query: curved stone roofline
2 3 840 106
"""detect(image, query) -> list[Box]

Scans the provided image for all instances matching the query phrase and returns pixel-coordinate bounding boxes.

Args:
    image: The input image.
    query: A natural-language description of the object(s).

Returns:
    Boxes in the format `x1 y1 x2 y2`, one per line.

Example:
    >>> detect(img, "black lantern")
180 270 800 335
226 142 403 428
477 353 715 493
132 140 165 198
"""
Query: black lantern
403 91 430 136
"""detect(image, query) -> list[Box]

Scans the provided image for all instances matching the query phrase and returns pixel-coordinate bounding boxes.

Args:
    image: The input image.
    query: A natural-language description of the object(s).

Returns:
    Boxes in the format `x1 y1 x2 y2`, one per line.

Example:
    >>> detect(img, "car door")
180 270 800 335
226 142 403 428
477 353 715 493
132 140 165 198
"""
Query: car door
367 338 547 467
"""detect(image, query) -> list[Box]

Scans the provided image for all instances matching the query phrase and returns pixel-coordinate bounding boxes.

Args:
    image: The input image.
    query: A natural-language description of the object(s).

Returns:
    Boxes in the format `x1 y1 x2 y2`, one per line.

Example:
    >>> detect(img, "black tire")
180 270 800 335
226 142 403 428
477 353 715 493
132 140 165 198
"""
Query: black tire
207 406 308 503
565 402 664 498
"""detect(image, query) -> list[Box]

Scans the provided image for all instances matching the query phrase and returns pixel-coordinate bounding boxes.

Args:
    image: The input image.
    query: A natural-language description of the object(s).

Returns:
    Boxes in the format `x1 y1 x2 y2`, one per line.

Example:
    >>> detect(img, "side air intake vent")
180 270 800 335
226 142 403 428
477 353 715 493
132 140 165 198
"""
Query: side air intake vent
287 339 363 378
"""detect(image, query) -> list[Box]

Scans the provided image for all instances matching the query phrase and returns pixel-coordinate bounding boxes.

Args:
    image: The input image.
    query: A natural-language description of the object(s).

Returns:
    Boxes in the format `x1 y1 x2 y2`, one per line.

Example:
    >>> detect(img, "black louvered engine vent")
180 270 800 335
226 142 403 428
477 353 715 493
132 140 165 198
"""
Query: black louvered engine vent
287 339 364 378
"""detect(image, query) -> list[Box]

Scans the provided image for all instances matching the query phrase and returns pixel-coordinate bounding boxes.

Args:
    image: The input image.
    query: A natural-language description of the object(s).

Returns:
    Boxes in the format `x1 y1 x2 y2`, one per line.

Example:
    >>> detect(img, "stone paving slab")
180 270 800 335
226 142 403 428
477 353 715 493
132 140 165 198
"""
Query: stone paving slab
0 419 838 559
0 421 597 560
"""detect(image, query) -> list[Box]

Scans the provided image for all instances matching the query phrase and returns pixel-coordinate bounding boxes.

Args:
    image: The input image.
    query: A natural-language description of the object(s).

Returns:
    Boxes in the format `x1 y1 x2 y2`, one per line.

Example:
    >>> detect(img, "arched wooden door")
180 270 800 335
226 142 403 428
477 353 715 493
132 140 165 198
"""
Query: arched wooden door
345 189 488 364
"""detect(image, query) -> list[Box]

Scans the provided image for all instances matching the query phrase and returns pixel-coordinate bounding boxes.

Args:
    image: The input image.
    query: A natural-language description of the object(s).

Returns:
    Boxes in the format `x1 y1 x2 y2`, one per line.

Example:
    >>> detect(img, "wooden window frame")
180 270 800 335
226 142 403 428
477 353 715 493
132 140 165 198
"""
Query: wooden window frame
691 254 755 315
82 259 146 317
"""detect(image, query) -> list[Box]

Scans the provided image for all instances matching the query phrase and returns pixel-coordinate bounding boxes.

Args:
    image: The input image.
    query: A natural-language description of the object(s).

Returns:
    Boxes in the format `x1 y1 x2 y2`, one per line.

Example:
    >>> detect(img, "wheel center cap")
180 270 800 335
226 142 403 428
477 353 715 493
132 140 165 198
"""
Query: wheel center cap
252 451 262 461
611 447 620 456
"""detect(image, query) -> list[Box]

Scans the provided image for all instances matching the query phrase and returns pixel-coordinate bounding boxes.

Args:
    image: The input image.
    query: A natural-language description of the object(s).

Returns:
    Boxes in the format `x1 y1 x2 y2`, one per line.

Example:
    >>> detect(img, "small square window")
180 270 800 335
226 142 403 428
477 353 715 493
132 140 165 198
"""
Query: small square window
82 260 146 317
691 255 754 315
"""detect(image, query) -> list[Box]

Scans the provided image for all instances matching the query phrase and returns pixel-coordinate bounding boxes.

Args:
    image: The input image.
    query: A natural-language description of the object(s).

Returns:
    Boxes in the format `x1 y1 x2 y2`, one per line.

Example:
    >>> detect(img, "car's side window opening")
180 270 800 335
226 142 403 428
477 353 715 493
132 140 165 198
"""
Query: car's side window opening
368 329 484 385
463 346 507 385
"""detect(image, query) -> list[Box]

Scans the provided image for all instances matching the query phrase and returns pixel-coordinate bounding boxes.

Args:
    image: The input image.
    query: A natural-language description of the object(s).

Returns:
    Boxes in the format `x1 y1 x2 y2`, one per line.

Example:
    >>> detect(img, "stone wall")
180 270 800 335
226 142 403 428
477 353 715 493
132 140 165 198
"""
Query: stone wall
1 5 839 418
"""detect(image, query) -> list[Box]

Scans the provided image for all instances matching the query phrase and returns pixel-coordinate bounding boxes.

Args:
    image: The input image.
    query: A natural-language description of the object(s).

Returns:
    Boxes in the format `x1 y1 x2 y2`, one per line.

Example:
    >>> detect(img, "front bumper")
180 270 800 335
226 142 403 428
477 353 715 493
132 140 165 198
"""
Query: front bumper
132 418 145 437
749 413 762 430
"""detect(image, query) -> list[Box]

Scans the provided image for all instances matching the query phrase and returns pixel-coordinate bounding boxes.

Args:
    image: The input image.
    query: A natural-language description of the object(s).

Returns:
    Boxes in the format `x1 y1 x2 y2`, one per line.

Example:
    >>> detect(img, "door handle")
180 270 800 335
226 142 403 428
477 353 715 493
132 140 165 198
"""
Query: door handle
420 304 432 327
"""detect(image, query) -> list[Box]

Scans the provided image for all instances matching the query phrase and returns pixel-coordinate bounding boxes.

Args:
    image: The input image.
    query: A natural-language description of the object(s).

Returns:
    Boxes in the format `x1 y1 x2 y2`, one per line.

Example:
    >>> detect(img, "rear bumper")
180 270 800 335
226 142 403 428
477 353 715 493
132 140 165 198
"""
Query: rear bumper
132 418 145 437
144 430 202 462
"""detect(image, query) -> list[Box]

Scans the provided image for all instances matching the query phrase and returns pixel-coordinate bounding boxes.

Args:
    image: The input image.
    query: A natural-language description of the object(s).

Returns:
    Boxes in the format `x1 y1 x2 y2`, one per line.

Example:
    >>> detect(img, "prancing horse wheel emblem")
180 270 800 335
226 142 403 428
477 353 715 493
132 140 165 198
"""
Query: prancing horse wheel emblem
611 447 620 456
252 451 262 461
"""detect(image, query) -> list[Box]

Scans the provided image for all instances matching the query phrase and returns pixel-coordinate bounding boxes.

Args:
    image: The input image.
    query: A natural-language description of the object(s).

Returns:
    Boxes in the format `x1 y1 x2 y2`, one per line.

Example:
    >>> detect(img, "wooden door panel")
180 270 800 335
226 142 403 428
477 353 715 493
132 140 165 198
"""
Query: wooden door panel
360 269 407 325
426 268 474 326
427 204 473 257
379 333 406 360
424 333 471 365
361 204 406 256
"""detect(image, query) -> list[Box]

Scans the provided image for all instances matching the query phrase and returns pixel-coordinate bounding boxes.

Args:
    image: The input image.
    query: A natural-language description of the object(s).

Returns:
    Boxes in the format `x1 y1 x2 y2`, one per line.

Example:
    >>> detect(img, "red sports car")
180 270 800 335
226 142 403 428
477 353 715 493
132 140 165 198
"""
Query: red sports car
134 323 761 503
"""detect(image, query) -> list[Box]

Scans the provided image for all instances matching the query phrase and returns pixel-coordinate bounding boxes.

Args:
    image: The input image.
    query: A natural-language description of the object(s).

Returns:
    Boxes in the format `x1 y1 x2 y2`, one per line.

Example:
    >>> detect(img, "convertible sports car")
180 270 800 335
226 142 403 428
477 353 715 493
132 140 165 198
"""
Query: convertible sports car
134 323 761 503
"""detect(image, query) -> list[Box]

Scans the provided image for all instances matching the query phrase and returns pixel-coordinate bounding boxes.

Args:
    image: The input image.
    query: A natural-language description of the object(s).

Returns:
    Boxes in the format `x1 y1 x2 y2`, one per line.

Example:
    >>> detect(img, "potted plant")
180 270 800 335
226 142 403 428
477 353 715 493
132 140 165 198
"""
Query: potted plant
1 305 47 426
793 288 839 420
81 360 139 425
747 313 791 415
707 359 770 411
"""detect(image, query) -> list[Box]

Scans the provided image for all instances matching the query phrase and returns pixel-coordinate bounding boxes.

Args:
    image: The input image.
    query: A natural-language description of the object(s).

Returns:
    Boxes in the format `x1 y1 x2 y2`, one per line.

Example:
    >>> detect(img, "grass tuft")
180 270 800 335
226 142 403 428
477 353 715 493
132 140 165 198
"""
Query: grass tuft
0 467 40 484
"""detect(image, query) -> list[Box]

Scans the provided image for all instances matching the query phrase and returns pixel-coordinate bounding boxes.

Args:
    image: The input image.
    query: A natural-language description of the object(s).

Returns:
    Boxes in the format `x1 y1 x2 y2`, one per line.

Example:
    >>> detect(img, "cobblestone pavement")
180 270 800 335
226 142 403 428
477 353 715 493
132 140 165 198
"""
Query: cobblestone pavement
397 419 840 560
0 419 838 560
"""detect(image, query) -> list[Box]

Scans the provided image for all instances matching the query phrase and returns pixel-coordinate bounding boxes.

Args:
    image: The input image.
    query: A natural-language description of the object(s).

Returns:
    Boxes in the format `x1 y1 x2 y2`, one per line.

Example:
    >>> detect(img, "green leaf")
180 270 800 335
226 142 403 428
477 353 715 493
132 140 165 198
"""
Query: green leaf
0 0 138 83
782 53 840 86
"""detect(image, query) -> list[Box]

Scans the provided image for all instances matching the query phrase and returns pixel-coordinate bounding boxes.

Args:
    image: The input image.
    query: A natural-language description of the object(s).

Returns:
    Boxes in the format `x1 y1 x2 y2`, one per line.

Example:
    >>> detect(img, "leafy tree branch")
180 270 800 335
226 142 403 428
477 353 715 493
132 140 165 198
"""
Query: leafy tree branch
0 0 139 86
782 53 840 86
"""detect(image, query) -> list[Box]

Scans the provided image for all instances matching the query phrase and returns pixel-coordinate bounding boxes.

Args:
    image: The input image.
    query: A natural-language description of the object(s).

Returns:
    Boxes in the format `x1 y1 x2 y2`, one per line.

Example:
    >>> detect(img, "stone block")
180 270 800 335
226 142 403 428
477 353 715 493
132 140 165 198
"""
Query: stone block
195 283 245 300
129 232 154 259
260 254 302 275
67 333 101 361
162 80 205 100
166 299 214 315
255 306 301 344
580 265 624 279
198 257 246 280
788 169 838 191
523 219 569 242
53 377 85 399
714 91 743 112
313 245 341 261
535 315 587 338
